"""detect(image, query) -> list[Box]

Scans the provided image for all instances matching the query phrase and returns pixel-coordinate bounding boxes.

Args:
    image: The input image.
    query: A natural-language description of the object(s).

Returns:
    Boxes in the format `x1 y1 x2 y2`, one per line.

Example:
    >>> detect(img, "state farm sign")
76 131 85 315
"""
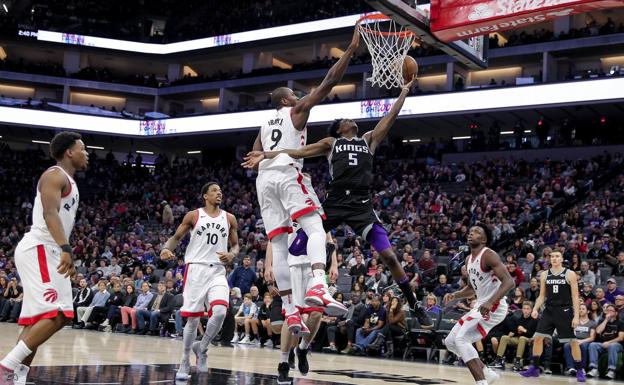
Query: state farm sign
430 0 624 42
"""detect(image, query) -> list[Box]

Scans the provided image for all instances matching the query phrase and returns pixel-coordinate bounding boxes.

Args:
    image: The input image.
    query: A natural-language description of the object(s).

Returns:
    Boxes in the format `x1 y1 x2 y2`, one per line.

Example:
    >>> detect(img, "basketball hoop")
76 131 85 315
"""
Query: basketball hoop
358 14 417 89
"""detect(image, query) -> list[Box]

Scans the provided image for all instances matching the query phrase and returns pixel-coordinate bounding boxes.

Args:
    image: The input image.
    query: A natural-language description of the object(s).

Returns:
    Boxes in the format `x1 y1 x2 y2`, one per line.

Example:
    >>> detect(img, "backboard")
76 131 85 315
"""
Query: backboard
366 0 488 69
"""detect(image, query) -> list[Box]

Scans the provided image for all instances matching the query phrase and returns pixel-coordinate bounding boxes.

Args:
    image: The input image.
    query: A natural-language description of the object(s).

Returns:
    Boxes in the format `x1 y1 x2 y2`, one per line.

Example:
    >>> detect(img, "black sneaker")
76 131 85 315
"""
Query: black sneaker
490 357 505 370
412 303 433 328
297 348 309 375
288 348 295 370
277 362 291 385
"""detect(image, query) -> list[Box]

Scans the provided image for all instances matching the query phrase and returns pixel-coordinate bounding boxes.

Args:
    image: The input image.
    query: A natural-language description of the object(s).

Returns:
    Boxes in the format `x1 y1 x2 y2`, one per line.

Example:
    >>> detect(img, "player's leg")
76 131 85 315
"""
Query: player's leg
272 233 303 336
176 264 208 380
521 307 554 377
555 307 586 381
278 321 297 384
1 243 74 380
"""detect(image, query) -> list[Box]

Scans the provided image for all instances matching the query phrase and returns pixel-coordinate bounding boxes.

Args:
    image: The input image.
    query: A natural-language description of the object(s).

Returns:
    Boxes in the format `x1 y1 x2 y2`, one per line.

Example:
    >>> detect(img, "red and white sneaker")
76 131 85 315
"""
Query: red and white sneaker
285 312 303 336
304 284 348 316
0 365 16 385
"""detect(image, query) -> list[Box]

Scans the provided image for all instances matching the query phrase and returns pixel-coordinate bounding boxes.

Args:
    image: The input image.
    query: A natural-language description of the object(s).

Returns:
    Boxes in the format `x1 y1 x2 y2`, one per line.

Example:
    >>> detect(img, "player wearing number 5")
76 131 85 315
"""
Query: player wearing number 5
160 182 239 381
520 251 586 382
246 25 361 327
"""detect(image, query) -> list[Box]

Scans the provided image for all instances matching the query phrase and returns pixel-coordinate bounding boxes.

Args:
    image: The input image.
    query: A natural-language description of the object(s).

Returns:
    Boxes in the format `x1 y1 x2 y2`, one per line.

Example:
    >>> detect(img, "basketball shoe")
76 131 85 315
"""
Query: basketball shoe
304 284 347 316
191 341 208 373
0 365 15 385
285 311 303 335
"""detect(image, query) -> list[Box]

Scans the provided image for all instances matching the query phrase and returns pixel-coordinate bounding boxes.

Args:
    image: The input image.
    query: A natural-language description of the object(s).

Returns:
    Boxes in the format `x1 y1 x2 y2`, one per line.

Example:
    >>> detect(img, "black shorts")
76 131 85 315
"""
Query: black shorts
536 306 575 339
269 305 284 324
323 192 380 237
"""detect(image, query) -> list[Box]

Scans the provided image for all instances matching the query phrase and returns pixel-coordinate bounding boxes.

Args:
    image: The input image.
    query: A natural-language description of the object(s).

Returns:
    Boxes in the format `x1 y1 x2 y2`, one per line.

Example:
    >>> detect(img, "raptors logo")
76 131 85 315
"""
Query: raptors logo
43 288 58 303
305 198 315 207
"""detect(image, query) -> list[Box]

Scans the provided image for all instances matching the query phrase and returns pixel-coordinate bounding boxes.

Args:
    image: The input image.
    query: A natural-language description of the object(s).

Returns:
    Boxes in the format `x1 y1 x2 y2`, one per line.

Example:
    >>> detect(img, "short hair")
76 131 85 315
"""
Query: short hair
244 293 252 300
473 223 493 246
270 87 291 108
201 182 219 196
158 280 166 285
522 301 533 308
50 131 82 160
327 119 343 138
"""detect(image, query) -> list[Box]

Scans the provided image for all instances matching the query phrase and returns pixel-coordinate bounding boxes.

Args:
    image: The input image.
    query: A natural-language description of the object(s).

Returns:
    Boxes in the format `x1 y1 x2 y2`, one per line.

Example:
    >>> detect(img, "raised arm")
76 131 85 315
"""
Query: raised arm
160 210 197 259
363 77 415 153
242 137 334 169
479 249 515 317
290 26 360 130
40 169 75 278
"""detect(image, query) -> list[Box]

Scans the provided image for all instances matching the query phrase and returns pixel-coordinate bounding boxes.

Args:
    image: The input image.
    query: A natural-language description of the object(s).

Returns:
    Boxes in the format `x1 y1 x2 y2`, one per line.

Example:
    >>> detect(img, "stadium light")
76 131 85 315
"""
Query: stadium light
409 139 421 143
2 4 8 13
500 131 514 135
136 150 154 154
87 145 104 150
452 136 471 140
524 130 532 133
32 140 50 144
187 150 201 154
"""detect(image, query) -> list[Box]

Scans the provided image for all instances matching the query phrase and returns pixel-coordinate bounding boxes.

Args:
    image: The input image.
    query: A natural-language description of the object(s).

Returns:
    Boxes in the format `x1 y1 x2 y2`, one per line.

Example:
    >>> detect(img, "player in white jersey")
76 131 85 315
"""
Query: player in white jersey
160 182 239 381
249 24 360 332
0 132 88 385
265 222 338 384
443 225 515 385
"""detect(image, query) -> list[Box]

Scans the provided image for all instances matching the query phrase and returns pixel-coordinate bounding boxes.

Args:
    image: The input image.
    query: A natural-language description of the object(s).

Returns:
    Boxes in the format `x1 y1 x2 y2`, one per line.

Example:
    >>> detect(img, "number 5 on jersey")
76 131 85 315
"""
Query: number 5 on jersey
348 153 358 166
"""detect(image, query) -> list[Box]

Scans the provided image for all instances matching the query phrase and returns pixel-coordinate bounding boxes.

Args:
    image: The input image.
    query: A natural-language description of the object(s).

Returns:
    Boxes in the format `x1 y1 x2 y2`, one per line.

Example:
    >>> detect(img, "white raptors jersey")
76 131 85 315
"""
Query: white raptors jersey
259 106 307 170
466 247 501 305
184 208 230 265
287 223 310 267
22 166 79 247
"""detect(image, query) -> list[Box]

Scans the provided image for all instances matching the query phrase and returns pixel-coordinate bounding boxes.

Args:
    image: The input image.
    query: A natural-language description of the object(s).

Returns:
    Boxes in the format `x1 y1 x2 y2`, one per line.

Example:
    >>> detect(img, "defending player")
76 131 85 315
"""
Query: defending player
443 225 515 385
0 132 88 385
160 182 239 381
242 77 432 327
249 24 360 327
265 223 338 384
520 251 585 381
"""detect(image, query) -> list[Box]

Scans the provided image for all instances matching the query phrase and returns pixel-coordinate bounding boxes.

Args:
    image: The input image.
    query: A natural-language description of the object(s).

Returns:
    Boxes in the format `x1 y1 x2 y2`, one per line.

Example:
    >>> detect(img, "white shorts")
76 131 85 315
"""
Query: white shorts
256 165 323 240
180 263 229 317
289 263 323 315
14 241 74 325
450 299 508 343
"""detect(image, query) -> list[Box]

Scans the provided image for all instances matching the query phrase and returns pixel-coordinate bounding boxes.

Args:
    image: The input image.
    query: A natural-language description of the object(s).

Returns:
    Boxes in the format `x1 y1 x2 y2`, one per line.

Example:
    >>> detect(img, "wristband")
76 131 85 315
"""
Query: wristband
60 244 72 254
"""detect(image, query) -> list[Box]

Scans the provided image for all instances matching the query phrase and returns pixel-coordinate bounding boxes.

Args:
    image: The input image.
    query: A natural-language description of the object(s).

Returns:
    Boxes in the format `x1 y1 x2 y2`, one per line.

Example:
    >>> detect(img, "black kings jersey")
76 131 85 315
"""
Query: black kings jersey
327 137 373 192
545 268 572 307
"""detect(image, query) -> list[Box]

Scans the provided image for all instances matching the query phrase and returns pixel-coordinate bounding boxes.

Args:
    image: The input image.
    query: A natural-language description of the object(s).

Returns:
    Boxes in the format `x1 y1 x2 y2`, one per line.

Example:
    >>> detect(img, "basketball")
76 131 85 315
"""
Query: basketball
402 55 418 83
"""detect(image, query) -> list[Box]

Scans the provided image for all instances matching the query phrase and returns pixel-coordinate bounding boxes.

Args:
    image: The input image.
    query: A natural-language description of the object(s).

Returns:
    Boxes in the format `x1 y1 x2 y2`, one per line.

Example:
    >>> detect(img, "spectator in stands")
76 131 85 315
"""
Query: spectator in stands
377 296 406 358
521 253 535 278
136 281 174 335
124 281 153 334
579 261 596 287
525 277 540 302
0 277 22 322
162 201 174 226
228 256 255 295
509 287 526 311
255 293 274 347
492 301 537 371
595 287 608 306
507 261 525 286
75 280 110 328
587 304 624 379
563 303 596 376
353 295 386 355
612 252 624 276
349 254 367 278
417 250 436 286
581 283 595 305
249 286 261 303
424 294 442 314
100 282 129 332
432 274 453 298
72 278 93 325
325 290 366 354
605 278 624 304
365 265 388 294
232 293 257 344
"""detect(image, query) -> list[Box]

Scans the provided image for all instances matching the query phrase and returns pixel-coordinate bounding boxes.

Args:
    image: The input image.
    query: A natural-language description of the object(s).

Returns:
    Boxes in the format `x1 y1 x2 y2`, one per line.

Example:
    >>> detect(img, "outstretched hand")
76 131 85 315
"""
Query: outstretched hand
241 151 264 169
402 75 417 92
350 22 361 50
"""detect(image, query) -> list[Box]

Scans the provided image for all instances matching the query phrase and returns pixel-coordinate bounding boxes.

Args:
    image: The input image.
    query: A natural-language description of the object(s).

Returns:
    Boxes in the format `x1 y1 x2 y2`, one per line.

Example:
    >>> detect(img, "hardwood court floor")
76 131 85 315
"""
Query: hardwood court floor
0 324 618 384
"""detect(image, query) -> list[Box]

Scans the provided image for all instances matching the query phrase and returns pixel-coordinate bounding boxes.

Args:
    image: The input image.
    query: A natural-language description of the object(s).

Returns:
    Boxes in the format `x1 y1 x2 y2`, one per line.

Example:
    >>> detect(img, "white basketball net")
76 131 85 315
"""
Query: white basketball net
359 17 416 89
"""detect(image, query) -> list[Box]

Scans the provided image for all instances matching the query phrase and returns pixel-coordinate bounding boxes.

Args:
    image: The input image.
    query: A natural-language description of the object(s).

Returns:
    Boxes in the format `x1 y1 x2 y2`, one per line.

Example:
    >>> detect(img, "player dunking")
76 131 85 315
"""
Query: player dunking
160 182 239 381
0 132 88 385
249 24 360 332
242 77 432 327
520 251 585 381
443 225 514 385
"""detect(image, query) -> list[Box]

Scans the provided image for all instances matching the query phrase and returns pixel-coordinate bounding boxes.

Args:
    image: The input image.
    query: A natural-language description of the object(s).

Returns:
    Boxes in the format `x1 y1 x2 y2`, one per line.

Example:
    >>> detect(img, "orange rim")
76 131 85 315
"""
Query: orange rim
357 13 415 38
